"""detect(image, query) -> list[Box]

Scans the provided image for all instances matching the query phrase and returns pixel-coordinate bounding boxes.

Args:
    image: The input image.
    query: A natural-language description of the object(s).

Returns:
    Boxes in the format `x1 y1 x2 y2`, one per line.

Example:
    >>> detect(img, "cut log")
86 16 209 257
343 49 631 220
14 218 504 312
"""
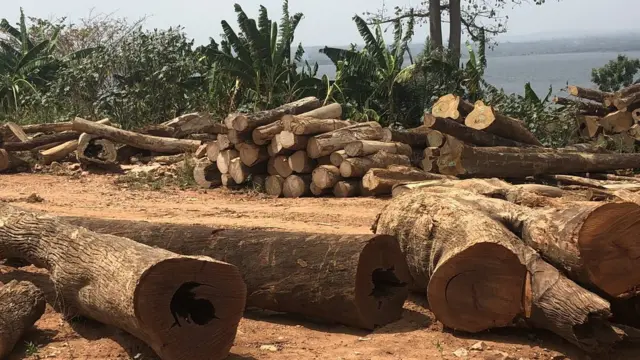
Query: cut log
613 92 640 110
76 134 117 166
267 156 278 176
307 122 384 158
465 101 542 146
252 120 283 145
333 180 361 198
265 175 285 197
237 142 269 166
424 115 532 147
362 166 451 196
577 115 602 138
273 155 293 178
216 134 232 150
231 97 321 132
163 113 227 138
0 280 46 358
427 130 445 148
140 154 185 166
275 131 309 151
59 217 411 330
283 174 312 198
288 150 315 173
438 136 640 178
38 140 78 164
193 158 222 189
553 96 608 116
0 204 246 360
194 144 208 159
0 149 28 173
600 109 634 133
297 103 342 119
345 140 412 157
216 149 239 174
21 122 74 134
330 150 349 167
310 182 332 197
605 84 640 108
568 85 611 104
206 142 221 162
381 126 431 147
221 174 240 188
421 147 440 173
340 151 411 178
72 118 201 153
282 117 352 135
227 129 252 145
312 165 342 189
267 136 294 157
4 122 29 142
431 94 474 121
229 158 267 184
372 189 632 351
3 131 79 151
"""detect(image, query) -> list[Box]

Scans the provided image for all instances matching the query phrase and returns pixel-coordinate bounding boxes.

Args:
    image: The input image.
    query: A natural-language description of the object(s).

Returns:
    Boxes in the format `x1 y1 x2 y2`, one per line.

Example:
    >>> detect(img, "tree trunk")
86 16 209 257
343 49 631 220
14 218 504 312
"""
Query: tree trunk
362 166 451 196
465 101 542 145
568 85 611 104
340 151 411 178
216 149 239 174
265 175 285 197
430 95 474 121
216 134 232 150
282 117 352 135
230 97 321 132
283 174 313 198
288 150 315 173
194 158 222 189
76 134 117 166
311 165 342 190
345 140 413 157
295 103 342 120
37 140 78 164
553 96 608 117
275 131 309 151
20 122 74 134
0 280 46 358
0 204 246 360
381 126 431 147
3 131 80 151
273 155 293 178
600 109 634 133
307 122 384 158
448 0 461 60
252 120 283 145
429 0 443 50
72 118 201 154
372 189 632 352
229 158 267 184
237 142 269 166
333 180 361 198
59 217 411 330
424 115 533 147
162 113 227 138
390 179 563 199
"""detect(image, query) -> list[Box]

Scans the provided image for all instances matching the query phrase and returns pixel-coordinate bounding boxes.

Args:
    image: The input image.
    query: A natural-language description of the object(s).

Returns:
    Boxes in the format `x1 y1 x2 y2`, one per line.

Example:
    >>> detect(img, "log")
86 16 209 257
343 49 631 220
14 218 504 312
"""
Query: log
273 155 293 178
275 131 309 151
465 101 542 145
216 134 232 150
420 147 440 173
424 115 533 147
216 149 239 174
227 129 252 145
380 126 431 147
193 158 222 188
605 84 640 108
297 103 342 119
3 131 79 151
577 115 602 138
568 85 611 103
430 94 474 121
372 189 633 351
600 109 634 133
267 156 278 176
311 165 342 189
330 150 349 167
283 174 312 198
282 117 352 135
438 136 640 178
553 96 608 117
333 180 361 198
59 217 411 330
72 118 201 154
427 130 445 148
20 122 74 134
163 113 227 138
252 121 283 145
0 280 46 358
362 166 451 196
38 140 78 164
0 149 28 173
221 174 240 188
194 144 208 159
340 151 411 178
265 175 285 197
267 136 294 157
229 158 267 184
4 122 29 142
288 150 315 173
237 142 269 166
230 97 321 132
76 134 117 166
613 92 640 110
307 122 384 158
310 182 331 196
345 140 412 157
206 142 221 162
0 205 246 360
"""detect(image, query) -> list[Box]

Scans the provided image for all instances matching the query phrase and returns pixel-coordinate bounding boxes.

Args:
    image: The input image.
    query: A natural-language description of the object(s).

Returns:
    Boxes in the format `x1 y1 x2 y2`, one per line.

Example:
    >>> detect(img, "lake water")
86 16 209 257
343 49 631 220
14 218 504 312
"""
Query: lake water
315 51 640 97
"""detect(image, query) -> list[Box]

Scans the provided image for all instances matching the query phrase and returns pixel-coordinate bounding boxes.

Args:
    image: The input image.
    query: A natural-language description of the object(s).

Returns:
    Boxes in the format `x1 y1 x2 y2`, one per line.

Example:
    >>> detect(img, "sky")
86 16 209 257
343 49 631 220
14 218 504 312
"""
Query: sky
7 0 640 46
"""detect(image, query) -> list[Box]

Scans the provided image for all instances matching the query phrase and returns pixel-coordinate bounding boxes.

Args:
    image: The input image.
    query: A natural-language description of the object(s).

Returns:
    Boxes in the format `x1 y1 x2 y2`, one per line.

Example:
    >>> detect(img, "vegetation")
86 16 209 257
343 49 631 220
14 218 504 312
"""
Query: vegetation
591 54 640 92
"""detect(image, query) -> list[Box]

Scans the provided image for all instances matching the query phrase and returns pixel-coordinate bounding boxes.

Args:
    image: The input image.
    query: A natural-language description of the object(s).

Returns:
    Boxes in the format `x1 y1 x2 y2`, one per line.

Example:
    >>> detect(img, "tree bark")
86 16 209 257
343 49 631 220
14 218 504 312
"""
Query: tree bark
340 151 411 178
381 125 432 147
448 0 461 60
294 103 342 120
312 165 343 189
307 122 384 158
553 96 608 117
390 179 563 199
76 134 117 166
3 131 79 151
230 97 321 132
265 175 285 197
429 0 443 50
252 120 283 145
283 174 312 198
72 118 201 154
283 117 352 135
289 150 315 173
362 166 451 196
59 217 411 330
216 149 239 174
0 205 246 360
600 109 634 133
425 115 533 147
194 158 222 189
237 142 269 166
372 189 632 352
20 122 74 134
465 101 542 145
37 140 78 164
0 280 46 358
568 85 611 104
333 180 361 198
345 140 412 157
3 122 29 142
229 158 267 184
162 113 227 138
273 155 293 178
430 95 474 121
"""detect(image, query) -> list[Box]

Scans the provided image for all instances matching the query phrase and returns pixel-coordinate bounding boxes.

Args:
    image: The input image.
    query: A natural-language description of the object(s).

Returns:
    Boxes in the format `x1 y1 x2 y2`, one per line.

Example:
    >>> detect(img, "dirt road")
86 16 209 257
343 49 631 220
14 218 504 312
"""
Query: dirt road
0 173 634 359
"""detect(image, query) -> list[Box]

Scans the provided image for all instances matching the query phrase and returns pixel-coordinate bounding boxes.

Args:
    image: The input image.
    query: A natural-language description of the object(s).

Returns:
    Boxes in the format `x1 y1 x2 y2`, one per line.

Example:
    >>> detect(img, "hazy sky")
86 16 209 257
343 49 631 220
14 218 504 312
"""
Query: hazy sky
8 0 640 46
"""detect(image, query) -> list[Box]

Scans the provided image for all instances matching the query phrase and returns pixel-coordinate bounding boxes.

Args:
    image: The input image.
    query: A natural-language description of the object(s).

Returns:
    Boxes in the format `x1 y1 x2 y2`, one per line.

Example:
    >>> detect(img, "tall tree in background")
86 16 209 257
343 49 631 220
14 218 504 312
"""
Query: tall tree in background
429 0 443 50
449 0 461 60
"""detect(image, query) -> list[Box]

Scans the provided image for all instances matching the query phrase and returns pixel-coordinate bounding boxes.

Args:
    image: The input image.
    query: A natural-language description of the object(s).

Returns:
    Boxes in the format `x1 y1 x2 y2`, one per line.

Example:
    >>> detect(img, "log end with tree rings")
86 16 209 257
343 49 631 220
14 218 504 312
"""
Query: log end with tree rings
465 100 496 131
431 94 461 120
578 202 640 297
306 138 322 159
135 257 246 360
353 235 411 329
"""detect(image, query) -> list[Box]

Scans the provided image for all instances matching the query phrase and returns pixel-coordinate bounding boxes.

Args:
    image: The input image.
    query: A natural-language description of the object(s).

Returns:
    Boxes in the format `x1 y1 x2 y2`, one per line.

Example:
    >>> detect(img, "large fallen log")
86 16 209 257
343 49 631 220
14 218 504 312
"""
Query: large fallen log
283 174 312 198
380 126 432 147
424 115 532 147
3 131 80 151
0 149 29 173
76 134 117 166
553 96 608 117
60 217 411 330
431 94 474 121
362 166 452 196
194 158 222 188
465 101 542 145
72 118 201 154
0 205 246 360
163 113 227 138
252 121 283 145
372 189 634 352
306 122 384 158
568 85 611 104
229 97 321 132
438 136 640 178
282 117 352 135
0 280 46 358
345 140 412 157
340 151 411 178
20 122 74 134
296 103 342 119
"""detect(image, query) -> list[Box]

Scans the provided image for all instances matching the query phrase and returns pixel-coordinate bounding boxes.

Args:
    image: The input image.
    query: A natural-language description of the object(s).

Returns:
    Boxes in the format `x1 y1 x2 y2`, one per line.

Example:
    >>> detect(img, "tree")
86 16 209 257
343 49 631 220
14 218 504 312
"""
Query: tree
591 54 640 92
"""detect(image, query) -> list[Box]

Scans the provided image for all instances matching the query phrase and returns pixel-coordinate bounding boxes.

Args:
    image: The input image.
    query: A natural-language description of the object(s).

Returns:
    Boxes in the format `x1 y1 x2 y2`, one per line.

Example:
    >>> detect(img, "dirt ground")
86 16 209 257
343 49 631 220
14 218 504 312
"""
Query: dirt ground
0 173 638 360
